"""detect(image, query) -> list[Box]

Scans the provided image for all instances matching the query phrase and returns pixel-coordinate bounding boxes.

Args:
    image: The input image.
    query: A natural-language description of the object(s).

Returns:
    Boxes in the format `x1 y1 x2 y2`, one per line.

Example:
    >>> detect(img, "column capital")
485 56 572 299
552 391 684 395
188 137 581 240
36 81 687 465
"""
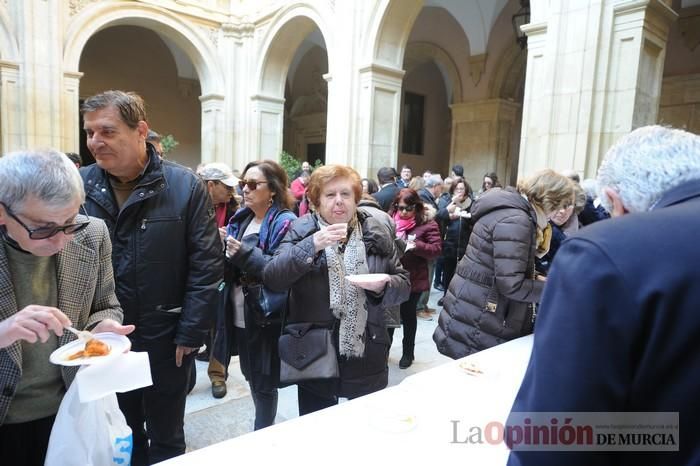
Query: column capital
520 21 548 37
199 93 225 103
358 63 406 81
63 70 84 80
250 94 285 105
0 60 20 71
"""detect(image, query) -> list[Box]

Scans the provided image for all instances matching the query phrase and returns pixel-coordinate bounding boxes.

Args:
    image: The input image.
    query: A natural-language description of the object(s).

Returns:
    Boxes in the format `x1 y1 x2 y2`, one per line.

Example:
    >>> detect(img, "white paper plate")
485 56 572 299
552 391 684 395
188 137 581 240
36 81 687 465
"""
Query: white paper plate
345 273 389 285
49 332 130 366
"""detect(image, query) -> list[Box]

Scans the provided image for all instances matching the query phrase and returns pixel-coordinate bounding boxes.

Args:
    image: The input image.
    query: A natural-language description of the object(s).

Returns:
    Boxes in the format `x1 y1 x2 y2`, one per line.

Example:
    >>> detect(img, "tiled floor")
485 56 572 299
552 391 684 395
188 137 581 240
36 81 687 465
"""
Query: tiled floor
183 287 451 451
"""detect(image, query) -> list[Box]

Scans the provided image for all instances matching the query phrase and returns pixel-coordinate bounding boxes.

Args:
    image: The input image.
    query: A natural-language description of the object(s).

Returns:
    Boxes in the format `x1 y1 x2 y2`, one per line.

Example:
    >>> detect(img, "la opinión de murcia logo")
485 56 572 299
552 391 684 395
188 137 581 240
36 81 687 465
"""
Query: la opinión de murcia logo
450 412 679 451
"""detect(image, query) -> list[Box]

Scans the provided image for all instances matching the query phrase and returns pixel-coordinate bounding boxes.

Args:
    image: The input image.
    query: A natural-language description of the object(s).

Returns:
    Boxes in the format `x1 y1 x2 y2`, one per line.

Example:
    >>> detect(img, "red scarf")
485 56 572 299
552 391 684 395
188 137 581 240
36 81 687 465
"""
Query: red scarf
393 213 416 235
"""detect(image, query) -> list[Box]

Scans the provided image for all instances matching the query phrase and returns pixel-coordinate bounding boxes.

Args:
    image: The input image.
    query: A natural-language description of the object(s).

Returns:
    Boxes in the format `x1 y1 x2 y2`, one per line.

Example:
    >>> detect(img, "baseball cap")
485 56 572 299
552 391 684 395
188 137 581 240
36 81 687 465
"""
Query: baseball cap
199 162 238 187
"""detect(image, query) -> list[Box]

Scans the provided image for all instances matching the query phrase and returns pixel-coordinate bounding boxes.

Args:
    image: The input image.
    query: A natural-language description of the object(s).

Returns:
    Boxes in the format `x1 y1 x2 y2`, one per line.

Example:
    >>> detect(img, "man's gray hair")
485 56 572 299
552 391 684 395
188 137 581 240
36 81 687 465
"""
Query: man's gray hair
0 149 85 211
597 125 700 213
580 178 598 199
425 174 443 188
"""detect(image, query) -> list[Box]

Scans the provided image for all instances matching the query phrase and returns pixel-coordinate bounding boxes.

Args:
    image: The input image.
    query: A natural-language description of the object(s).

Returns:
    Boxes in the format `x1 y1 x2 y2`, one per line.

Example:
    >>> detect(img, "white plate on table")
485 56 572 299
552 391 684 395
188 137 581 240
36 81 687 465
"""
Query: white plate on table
49 332 130 366
345 273 390 286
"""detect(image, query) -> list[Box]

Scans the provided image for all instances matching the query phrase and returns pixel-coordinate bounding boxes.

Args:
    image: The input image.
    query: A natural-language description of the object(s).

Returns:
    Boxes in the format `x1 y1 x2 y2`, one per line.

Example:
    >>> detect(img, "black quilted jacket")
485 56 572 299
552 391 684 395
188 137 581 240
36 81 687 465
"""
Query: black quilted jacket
433 188 544 359
80 147 223 349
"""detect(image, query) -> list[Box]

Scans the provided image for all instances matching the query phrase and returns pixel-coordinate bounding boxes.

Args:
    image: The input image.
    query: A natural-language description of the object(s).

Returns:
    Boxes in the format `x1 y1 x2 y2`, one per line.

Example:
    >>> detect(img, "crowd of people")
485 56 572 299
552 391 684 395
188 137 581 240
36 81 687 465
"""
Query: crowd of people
0 87 698 466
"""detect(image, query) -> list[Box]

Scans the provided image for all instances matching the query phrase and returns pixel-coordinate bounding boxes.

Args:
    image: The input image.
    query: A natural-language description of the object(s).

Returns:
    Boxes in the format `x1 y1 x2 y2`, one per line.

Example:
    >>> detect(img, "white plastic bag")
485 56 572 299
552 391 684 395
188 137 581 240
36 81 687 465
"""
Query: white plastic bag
45 381 132 466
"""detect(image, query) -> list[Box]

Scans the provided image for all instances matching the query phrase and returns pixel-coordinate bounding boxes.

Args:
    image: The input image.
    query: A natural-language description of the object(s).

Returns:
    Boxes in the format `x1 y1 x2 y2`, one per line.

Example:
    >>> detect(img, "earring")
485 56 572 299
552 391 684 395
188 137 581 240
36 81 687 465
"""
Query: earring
268 198 273 207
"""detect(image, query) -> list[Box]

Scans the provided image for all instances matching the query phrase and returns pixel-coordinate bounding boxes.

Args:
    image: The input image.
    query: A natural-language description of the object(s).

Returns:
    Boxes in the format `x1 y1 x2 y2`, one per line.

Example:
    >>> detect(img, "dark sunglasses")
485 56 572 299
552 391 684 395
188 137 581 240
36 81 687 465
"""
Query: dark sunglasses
238 179 269 191
0 202 90 240
396 204 416 213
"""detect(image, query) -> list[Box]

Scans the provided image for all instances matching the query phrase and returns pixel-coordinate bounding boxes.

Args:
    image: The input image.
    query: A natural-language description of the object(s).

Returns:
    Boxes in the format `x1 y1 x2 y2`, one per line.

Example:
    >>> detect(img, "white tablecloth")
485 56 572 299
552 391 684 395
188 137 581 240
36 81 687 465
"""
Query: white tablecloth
159 335 533 465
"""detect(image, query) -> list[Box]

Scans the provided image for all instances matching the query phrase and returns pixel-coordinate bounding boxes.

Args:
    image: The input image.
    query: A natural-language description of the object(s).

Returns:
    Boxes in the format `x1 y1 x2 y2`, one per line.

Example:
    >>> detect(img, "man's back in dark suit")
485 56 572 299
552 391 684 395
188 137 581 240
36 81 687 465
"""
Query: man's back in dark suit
373 184 400 212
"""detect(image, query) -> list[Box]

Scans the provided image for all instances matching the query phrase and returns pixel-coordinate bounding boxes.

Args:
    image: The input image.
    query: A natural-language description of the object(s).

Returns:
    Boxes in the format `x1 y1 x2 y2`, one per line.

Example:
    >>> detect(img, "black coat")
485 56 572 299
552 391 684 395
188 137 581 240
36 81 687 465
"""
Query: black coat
437 196 473 261
434 188 543 359
372 184 401 212
508 181 700 466
264 211 410 399
80 148 223 348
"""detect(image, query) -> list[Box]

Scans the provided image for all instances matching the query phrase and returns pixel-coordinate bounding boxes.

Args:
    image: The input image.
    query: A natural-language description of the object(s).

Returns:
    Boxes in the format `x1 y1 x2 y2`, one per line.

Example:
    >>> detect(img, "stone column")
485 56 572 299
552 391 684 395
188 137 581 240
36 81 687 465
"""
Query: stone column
450 99 521 189
354 63 405 179
518 0 676 179
250 94 285 161
9 0 62 148
61 71 83 153
222 22 255 169
0 60 22 153
199 93 225 165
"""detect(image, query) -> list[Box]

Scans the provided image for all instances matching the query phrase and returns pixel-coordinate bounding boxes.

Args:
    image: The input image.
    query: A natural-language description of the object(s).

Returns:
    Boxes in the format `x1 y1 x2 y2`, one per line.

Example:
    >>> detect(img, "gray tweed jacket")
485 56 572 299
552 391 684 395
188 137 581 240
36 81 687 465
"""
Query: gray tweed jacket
0 216 123 424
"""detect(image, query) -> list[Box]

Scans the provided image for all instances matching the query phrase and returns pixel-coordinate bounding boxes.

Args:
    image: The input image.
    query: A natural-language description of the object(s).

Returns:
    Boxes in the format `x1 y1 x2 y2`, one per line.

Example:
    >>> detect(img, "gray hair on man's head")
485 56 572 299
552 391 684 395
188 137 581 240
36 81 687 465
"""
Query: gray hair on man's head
425 174 443 188
596 125 700 213
0 149 85 212
580 178 598 199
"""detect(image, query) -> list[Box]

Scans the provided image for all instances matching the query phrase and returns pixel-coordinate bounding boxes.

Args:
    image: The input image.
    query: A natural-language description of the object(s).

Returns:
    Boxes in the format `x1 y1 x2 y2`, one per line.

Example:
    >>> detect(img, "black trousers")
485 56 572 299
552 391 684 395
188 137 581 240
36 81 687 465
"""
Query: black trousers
442 256 459 296
251 389 278 430
297 385 338 416
235 327 279 430
118 342 195 466
391 292 420 355
434 256 445 287
0 414 56 466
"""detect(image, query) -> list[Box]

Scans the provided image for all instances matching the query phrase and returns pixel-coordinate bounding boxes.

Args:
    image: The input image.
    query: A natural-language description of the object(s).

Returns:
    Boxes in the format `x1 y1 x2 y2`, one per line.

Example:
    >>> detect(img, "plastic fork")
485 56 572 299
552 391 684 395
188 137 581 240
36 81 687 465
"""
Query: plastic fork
65 326 93 341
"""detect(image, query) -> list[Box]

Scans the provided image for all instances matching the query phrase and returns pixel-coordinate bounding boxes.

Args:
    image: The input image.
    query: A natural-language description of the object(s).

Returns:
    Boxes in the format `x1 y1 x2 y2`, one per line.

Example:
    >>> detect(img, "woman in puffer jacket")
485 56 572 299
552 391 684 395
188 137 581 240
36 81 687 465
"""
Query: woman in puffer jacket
389 188 442 369
433 169 575 358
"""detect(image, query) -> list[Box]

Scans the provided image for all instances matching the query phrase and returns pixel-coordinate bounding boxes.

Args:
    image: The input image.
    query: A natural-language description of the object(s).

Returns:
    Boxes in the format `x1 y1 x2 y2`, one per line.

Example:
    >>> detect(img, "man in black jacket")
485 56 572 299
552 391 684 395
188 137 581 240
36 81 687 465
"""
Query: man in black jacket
80 91 223 465
372 166 400 212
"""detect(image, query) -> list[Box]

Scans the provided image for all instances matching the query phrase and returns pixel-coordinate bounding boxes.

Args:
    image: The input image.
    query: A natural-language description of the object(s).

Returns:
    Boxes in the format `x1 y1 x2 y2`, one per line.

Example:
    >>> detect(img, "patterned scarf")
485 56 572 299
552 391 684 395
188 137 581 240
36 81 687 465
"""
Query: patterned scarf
317 213 369 358
531 203 552 258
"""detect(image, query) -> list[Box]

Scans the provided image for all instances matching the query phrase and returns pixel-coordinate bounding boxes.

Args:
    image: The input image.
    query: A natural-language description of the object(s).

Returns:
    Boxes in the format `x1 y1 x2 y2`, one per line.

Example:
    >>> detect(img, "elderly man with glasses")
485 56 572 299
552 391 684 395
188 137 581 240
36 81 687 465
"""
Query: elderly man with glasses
0 149 131 465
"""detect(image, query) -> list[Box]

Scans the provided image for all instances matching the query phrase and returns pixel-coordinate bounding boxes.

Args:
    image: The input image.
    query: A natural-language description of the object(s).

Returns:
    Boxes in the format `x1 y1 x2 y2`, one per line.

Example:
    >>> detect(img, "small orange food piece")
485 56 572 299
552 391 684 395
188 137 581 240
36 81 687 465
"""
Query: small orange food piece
66 338 110 360
84 338 110 357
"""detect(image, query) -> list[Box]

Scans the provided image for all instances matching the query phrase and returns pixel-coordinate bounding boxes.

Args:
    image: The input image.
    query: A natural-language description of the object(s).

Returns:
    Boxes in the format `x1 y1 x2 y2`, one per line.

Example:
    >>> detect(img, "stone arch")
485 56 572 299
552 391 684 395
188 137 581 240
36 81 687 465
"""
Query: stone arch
0 6 18 61
366 0 423 68
489 43 527 101
404 41 463 104
63 2 223 95
256 3 334 97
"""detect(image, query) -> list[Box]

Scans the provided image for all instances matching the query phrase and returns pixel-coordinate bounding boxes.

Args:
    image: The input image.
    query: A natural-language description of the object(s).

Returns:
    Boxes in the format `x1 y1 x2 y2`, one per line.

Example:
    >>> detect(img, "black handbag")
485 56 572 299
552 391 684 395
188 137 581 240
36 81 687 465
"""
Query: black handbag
278 323 339 384
244 283 287 327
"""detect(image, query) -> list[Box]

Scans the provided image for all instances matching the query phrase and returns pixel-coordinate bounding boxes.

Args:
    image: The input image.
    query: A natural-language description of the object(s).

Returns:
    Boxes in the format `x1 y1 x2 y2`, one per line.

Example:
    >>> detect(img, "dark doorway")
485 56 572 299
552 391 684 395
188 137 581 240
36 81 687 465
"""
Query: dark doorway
402 91 425 155
307 142 326 165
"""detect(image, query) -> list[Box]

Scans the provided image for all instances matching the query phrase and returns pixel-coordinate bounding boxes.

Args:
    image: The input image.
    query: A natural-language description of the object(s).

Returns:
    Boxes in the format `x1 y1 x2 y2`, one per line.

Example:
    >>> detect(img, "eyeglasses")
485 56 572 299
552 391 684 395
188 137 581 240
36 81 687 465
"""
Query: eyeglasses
396 204 416 213
0 202 90 240
238 179 269 191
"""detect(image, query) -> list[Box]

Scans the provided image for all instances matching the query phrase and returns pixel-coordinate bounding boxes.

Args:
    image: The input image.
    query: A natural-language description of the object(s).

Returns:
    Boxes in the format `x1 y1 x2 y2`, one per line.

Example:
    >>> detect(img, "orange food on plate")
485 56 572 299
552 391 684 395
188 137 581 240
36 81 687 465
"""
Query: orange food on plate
66 338 111 360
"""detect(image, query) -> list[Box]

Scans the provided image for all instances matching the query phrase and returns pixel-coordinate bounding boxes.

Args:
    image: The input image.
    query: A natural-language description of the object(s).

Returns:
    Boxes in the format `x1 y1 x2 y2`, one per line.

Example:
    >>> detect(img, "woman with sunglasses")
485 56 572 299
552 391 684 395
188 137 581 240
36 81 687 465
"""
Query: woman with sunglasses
434 169 575 359
212 160 296 430
389 188 442 369
264 165 410 415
